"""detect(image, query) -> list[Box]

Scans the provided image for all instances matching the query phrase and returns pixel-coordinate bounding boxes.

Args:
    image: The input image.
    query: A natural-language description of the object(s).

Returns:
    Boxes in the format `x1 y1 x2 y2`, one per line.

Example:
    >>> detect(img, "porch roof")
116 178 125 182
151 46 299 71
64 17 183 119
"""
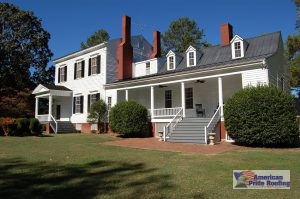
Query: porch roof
32 84 72 97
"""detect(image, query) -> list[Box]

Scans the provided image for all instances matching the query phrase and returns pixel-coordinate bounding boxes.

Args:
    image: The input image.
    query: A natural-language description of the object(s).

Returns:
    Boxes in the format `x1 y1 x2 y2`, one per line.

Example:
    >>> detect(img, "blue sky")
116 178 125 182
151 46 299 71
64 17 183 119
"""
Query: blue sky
3 0 298 62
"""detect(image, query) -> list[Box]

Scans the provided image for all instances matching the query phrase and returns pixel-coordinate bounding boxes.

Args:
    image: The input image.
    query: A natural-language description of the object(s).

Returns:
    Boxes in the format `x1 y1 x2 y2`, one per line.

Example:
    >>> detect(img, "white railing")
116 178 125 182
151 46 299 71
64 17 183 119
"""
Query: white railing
163 108 183 141
204 106 221 144
50 115 58 134
36 114 49 122
152 107 182 118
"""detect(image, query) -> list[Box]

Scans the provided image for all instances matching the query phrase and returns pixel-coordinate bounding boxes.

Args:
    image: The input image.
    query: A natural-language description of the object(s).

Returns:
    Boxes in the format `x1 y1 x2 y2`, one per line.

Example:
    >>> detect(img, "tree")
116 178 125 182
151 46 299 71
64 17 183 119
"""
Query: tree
87 99 107 133
0 3 53 90
81 29 110 49
161 17 209 54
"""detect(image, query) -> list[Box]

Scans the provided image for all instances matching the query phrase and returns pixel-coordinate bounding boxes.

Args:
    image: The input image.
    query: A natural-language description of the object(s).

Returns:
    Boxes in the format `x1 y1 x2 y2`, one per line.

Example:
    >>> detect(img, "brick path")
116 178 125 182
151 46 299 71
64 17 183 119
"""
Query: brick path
103 137 243 154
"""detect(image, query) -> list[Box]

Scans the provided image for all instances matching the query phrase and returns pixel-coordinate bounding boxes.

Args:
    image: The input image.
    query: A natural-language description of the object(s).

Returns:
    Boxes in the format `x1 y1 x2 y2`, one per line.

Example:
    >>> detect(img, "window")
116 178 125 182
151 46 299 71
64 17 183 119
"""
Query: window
89 55 101 75
188 51 195 66
58 66 67 83
107 97 112 110
185 88 193 109
165 90 172 108
88 93 100 111
74 60 85 79
146 62 150 75
73 96 83 114
234 42 241 58
168 56 174 70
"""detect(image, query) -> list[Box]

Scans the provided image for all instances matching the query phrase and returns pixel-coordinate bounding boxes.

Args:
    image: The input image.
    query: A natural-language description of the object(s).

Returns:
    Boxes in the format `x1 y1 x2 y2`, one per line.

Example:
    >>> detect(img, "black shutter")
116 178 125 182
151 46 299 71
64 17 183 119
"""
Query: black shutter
80 96 84 113
73 97 76 114
64 66 67 81
96 93 100 101
58 68 61 83
87 94 90 112
74 63 77 79
88 58 91 76
81 60 85 77
97 55 101 74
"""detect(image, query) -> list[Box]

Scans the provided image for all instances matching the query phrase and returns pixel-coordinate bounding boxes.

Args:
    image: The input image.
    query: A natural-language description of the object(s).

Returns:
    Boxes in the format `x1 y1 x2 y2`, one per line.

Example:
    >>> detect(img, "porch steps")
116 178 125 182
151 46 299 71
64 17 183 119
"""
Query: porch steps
56 121 75 133
167 118 210 144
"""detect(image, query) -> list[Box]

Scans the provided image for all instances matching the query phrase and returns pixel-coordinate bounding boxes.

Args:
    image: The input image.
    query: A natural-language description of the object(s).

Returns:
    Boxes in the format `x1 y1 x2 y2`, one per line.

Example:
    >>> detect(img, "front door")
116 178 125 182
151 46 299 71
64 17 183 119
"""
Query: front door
56 105 61 120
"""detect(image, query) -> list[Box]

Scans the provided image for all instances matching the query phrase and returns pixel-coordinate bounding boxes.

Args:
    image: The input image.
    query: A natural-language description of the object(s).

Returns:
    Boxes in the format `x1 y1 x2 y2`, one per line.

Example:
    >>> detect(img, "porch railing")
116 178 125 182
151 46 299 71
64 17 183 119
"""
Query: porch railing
152 107 182 118
36 114 49 122
50 115 58 134
204 106 221 144
163 108 183 141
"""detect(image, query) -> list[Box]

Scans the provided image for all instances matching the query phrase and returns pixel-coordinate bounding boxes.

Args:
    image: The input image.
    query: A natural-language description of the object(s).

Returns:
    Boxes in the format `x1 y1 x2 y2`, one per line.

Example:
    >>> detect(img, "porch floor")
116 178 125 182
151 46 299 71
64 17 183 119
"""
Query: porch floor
103 137 242 154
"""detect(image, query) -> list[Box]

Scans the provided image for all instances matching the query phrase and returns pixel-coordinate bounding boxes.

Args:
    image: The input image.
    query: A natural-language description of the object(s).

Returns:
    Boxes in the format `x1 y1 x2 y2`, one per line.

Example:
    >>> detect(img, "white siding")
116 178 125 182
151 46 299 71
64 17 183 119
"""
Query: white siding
133 58 158 78
242 69 269 88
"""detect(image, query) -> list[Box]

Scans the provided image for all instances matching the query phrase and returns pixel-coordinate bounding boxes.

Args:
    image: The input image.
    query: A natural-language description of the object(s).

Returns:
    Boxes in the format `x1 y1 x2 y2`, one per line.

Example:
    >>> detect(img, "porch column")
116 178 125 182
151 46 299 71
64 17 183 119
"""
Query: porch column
218 77 224 119
35 97 39 118
48 95 52 121
181 82 186 117
125 89 128 101
150 86 154 118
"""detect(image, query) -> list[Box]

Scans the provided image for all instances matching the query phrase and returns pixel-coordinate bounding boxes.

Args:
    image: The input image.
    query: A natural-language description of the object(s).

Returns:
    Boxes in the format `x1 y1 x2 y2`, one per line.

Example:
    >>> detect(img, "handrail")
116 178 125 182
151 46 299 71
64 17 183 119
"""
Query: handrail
204 106 221 144
163 107 183 141
50 115 58 134
152 107 182 118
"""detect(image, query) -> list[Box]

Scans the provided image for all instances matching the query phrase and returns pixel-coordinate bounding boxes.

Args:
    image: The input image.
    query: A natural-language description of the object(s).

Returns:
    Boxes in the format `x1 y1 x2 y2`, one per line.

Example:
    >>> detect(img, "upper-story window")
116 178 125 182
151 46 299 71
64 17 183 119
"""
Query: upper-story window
234 42 241 58
58 65 67 83
188 51 195 66
231 35 247 59
168 56 175 70
74 60 85 79
146 62 150 75
89 55 101 76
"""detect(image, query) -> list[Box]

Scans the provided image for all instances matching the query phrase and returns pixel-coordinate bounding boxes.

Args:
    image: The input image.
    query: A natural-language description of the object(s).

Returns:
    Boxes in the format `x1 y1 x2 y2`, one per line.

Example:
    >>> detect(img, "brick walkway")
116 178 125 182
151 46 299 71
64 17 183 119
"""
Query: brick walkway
103 137 243 154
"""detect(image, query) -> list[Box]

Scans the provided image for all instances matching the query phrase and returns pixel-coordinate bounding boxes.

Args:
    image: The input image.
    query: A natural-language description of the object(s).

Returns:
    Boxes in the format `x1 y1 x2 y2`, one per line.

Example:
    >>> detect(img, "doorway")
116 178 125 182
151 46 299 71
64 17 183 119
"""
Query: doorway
56 105 61 120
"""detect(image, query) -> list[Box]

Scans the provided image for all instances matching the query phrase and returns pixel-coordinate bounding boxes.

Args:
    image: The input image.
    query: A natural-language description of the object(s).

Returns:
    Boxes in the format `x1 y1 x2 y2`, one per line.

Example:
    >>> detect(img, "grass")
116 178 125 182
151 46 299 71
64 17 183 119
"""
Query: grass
0 134 300 199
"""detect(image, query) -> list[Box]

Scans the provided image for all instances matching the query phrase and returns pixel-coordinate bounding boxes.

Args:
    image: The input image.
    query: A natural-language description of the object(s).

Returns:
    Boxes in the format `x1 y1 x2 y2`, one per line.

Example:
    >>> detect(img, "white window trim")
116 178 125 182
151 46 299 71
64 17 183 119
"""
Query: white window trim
76 61 82 79
167 55 175 70
59 66 66 83
187 51 196 67
91 56 98 75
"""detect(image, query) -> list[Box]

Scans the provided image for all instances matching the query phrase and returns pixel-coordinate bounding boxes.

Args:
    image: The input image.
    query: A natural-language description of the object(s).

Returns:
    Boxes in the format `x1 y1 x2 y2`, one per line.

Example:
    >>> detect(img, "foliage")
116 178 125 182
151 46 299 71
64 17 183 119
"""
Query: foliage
0 88 34 117
29 118 42 135
0 117 15 136
16 118 30 136
224 86 299 147
81 29 110 49
161 17 210 54
286 35 300 86
109 101 149 137
87 99 107 133
0 3 53 90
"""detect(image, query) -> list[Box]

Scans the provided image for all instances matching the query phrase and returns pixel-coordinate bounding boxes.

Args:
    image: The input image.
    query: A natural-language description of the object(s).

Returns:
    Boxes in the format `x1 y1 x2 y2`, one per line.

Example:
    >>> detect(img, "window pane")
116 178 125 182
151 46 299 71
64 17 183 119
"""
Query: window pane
189 52 194 66
169 56 174 69
75 97 81 113
185 88 193 109
91 57 97 74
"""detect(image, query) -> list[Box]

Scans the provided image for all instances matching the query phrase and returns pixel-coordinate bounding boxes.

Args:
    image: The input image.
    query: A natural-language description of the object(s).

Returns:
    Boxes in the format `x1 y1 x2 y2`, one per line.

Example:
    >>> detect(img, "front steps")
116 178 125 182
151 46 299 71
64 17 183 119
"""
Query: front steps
167 118 211 144
50 121 75 133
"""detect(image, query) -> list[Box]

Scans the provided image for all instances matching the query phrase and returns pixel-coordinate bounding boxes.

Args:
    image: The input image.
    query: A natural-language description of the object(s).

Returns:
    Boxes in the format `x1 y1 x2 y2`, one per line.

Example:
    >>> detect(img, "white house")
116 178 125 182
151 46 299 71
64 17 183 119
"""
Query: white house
33 16 289 143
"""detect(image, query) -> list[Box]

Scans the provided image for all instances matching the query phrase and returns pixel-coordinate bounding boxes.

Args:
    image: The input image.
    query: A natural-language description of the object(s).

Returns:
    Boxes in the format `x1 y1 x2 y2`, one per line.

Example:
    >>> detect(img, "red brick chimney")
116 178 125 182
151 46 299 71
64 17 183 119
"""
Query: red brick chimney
118 16 133 80
220 23 233 46
150 31 161 58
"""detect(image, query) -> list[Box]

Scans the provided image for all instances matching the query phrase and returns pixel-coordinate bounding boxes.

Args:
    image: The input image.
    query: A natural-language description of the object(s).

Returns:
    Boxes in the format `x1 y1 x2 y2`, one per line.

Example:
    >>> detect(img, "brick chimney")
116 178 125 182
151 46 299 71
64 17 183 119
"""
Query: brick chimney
150 31 161 58
118 16 133 80
220 23 233 46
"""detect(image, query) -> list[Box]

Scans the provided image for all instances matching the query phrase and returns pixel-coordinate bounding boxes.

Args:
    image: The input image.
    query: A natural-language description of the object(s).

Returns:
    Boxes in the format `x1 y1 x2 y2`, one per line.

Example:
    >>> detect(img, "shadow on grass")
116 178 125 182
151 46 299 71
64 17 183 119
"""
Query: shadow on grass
0 158 173 199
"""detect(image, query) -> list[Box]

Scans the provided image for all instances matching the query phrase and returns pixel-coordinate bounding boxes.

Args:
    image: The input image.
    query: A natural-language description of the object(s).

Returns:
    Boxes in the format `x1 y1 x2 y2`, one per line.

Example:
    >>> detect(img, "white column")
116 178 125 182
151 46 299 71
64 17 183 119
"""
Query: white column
150 86 154 118
35 97 39 118
48 95 52 121
181 82 186 117
218 77 224 120
125 89 128 101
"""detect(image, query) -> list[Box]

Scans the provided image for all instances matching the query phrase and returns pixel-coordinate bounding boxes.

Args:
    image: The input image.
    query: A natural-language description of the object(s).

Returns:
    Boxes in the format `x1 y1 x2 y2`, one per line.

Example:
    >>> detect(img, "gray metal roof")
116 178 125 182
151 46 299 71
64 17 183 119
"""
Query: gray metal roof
43 84 72 91
156 31 281 75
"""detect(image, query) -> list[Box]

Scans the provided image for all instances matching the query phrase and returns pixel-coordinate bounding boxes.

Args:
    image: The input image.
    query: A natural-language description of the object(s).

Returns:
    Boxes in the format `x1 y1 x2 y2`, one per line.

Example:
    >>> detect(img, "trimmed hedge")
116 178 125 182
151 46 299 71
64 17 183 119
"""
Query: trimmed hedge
224 86 299 147
109 100 149 137
0 117 42 136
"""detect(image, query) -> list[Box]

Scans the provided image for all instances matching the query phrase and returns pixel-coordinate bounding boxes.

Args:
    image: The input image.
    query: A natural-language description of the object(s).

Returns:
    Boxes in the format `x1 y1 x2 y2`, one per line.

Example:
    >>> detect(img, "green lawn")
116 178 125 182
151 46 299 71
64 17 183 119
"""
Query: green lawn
0 134 299 199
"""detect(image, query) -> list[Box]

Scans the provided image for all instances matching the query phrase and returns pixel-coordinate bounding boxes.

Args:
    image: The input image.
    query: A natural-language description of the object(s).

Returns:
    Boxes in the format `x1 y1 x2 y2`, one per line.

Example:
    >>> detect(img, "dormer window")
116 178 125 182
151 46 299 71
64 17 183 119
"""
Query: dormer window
234 42 241 58
186 46 199 67
168 56 175 70
231 35 247 59
188 52 195 66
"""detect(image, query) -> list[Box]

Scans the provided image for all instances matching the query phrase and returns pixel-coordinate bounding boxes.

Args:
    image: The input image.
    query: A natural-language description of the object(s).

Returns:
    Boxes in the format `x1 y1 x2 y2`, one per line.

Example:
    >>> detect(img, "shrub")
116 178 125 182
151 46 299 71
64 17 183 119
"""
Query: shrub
29 118 42 135
0 118 16 136
109 100 149 137
87 99 107 133
16 118 30 136
224 86 299 147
